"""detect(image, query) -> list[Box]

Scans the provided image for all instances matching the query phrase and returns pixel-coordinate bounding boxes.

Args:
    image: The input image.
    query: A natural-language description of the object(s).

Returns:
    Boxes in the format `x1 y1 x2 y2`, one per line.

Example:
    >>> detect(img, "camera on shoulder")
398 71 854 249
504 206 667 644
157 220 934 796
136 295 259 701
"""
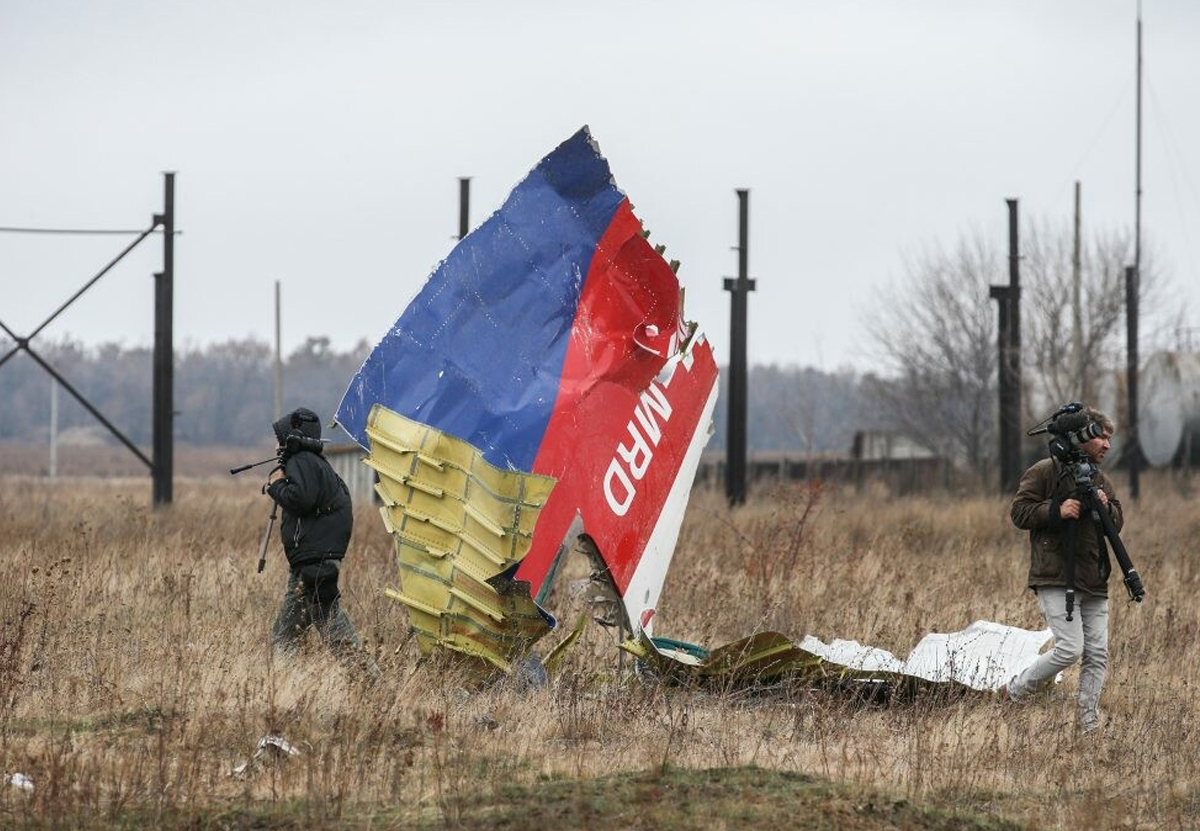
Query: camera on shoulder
283 432 324 456
1028 402 1104 473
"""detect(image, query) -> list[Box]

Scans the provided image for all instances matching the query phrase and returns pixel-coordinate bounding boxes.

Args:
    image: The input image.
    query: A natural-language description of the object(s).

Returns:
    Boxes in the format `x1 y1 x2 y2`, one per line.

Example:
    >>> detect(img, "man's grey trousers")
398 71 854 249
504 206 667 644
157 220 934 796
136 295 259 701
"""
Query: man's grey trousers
1009 586 1109 731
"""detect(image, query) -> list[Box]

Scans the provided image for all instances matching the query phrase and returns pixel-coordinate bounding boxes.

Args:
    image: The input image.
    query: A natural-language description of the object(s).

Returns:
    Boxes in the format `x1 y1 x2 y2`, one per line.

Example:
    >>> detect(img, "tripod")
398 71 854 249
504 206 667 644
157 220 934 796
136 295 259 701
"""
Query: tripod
230 453 284 574
1062 459 1146 621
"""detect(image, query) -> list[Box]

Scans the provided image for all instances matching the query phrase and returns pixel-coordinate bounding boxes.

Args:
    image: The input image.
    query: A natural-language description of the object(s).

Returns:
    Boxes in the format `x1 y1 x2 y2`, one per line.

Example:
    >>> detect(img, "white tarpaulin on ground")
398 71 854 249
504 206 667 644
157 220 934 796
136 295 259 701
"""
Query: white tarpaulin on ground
801 620 1053 691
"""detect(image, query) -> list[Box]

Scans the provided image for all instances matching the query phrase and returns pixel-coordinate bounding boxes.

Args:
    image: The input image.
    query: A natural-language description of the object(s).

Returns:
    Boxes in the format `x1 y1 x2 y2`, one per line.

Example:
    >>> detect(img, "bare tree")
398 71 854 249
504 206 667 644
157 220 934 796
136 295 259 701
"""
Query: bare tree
1023 220 1167 410
863 231 1000 480
863 219 1183 484
713 364 871 455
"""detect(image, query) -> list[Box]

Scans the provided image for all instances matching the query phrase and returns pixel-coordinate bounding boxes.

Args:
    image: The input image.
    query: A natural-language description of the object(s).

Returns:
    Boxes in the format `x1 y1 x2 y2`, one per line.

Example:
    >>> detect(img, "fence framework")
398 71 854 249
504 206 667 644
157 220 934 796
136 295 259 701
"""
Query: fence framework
0 173 176 504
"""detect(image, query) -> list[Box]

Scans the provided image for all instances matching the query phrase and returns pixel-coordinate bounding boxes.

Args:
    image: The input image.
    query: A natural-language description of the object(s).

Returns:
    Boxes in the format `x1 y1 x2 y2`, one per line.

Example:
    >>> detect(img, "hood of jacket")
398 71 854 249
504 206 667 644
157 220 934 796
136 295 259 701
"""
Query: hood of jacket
273 408 322 446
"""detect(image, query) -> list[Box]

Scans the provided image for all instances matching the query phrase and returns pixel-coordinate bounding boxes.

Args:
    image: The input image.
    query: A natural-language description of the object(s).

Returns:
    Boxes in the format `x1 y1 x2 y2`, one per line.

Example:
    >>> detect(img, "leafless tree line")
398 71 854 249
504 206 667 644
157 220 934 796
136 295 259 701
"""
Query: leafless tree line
0 336 369 446
863 218 1187 483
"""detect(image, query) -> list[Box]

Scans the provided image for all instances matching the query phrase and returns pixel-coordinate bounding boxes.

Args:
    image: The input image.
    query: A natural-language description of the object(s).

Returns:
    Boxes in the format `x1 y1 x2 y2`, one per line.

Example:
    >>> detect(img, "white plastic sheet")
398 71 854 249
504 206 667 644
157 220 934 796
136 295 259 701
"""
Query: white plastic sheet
802 620 1053 691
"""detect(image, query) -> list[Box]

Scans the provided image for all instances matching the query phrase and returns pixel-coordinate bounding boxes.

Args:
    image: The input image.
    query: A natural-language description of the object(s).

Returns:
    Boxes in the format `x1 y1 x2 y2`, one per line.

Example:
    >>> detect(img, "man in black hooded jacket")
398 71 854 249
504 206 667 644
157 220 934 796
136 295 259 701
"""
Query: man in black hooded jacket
265 407 364 660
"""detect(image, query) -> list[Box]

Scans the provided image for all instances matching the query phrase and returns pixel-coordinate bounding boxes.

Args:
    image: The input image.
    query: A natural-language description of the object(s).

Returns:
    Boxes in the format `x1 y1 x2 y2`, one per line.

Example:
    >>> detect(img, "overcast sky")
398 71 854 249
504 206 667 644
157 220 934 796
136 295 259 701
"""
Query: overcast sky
2 0 1197 372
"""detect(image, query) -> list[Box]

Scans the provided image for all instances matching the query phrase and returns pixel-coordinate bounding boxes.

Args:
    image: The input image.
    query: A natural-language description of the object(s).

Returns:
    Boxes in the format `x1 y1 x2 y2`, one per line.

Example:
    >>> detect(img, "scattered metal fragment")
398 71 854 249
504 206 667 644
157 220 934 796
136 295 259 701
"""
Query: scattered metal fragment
369 409 556 674
622 621 1053 695
4 772 33 792
471 713 500 731
230 735 302 778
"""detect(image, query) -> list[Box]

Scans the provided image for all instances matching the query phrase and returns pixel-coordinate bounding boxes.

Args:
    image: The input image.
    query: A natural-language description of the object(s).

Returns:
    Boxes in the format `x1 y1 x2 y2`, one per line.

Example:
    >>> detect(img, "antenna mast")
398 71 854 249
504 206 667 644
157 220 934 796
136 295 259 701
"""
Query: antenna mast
1127 2 1143 500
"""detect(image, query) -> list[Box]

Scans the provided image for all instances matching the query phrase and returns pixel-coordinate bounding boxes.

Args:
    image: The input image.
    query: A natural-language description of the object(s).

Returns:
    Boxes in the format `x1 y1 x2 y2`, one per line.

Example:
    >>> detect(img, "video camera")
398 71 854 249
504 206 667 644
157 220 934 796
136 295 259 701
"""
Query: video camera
229 433 325 476
1027 402 1106 471
281 432 324 458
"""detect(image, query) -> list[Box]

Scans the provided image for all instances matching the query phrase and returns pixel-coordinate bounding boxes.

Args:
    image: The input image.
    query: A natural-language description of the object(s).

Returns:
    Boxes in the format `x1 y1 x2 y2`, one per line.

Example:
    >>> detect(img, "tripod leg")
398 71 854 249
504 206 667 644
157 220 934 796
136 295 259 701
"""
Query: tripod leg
258 502 279 573
1082 487 1145 602
1063 517 1077 622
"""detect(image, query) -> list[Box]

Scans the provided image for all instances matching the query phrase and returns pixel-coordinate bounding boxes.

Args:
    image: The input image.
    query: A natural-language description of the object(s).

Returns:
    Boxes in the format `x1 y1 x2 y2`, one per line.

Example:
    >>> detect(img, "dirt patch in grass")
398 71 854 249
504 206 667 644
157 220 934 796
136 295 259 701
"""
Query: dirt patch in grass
7 766 1024 830
456 765 1025 831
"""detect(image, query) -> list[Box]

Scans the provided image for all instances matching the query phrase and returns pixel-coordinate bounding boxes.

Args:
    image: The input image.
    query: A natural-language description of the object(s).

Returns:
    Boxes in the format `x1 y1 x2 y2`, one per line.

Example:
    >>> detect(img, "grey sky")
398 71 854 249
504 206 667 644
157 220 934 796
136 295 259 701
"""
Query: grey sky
2 1 1197 371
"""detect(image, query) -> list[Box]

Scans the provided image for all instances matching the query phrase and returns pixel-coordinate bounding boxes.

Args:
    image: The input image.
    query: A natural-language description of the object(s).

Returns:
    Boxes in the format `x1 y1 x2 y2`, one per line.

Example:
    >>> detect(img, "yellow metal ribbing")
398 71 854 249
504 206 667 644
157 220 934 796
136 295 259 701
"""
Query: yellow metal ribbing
366 404 558 675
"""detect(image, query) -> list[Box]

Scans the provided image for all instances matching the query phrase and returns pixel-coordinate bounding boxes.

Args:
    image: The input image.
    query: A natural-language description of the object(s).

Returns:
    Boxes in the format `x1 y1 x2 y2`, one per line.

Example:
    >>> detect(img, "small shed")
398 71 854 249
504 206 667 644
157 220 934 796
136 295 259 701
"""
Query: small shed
851 430 935 461
324 442 375 502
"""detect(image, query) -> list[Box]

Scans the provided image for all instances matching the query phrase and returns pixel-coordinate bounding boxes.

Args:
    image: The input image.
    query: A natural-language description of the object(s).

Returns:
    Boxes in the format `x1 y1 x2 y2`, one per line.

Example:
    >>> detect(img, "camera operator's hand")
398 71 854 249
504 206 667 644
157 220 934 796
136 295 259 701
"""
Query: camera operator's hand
1095 489 1109 507
1060 498 1082 520
268 466 286 485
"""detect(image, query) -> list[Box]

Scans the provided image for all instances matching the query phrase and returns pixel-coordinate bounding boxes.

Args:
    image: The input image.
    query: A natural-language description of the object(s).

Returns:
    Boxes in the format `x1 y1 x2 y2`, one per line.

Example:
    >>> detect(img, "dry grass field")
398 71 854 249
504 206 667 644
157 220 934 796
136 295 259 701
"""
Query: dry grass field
1 461 1198 829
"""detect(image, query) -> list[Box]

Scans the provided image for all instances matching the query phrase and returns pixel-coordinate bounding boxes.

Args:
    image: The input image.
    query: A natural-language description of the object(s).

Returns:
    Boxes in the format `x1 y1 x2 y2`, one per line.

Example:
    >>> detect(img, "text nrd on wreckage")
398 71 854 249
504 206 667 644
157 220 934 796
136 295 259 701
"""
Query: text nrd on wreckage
334 128 1051 696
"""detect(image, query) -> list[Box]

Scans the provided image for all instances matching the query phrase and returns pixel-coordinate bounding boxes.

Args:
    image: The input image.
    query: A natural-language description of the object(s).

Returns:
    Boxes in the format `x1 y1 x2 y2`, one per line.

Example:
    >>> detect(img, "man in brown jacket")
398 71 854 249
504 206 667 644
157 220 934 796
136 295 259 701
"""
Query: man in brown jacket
1003 406 1122 734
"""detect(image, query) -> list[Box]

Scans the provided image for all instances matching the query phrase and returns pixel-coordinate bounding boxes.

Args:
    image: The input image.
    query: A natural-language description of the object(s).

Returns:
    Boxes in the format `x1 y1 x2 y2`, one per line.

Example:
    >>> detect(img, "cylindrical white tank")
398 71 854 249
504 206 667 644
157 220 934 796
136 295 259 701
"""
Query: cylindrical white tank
1138 351 1200 467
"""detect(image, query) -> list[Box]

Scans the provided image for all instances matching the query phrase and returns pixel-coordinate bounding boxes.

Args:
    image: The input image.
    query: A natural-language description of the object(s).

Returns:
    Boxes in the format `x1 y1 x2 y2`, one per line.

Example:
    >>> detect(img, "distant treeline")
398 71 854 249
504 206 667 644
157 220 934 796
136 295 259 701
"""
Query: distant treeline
1 337 883 453
0 337 368 447
710 363 886 455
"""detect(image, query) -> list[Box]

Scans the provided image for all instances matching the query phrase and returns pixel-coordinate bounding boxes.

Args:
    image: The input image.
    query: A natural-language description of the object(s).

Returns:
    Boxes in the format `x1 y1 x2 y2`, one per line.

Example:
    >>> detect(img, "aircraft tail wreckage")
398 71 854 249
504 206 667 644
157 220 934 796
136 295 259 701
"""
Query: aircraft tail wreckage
337 127 717 674
336 127 1052 692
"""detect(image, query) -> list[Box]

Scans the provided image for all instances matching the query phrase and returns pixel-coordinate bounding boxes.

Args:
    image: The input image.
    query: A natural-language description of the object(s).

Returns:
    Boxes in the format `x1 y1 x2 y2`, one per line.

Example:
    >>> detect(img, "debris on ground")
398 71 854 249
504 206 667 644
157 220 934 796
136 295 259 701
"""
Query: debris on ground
230 735 302 778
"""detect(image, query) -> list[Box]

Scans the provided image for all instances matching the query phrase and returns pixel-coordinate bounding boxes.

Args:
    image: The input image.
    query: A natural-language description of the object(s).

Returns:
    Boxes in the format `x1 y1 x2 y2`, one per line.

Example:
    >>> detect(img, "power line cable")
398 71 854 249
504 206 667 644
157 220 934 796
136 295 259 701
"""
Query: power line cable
1146 76 1200 292
1045 74 1135 211
0 226 180 235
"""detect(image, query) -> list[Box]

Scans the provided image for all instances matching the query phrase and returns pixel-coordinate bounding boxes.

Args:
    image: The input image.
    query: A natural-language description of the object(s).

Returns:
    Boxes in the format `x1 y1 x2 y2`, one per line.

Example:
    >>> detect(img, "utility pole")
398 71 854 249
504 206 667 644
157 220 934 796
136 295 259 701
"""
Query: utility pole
989 283 1012 490
1072 182 1085 401
49 377 59 478
1126 265 1140 500
274 280 283 420
152 172 175 506
1128 4 1143 500
723 189 755 506
990 198 1022 493
1135 5 1143 300
458 177 471 240
0 175 176 503
1008 197 1022 462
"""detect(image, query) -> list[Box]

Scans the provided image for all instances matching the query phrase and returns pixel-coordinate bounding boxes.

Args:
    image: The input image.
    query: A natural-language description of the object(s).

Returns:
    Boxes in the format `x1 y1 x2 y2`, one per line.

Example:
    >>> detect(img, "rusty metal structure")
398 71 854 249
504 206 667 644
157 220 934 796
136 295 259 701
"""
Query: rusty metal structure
989 198 1022 494
0 173 177 504
723 189 755 506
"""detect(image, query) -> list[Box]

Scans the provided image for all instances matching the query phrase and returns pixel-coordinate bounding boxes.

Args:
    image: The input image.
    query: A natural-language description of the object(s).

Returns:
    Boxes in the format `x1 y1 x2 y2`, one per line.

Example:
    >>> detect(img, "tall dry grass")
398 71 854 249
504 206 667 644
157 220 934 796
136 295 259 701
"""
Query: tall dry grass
1 469 1198 828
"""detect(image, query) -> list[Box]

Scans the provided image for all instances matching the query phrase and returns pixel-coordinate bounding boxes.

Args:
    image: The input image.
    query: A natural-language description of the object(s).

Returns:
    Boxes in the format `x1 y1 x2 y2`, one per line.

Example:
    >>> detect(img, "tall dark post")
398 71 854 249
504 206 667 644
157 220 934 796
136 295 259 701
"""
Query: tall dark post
273 280 283 419
458 177 471 240
1129 8 1143 500
990 198 1022 493
989 284 1012 491
1135 11 1143 296
152 172 175 506
1073 182 1089 400
723 189 755 506
1006 199 1022 483
1126 265 1140 499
